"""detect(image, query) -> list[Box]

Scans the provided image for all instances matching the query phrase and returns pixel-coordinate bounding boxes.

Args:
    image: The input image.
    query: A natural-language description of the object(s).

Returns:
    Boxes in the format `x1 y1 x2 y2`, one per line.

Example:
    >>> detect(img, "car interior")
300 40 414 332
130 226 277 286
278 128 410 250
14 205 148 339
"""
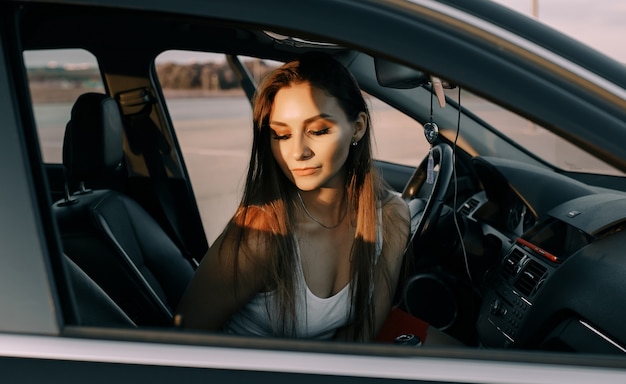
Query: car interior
8 1 626 356
54 92 195 327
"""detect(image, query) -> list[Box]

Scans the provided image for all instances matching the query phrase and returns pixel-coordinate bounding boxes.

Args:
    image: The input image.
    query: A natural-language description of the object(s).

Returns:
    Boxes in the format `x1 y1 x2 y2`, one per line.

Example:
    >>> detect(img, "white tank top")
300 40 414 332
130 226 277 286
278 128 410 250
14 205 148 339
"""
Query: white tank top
223 205 383 339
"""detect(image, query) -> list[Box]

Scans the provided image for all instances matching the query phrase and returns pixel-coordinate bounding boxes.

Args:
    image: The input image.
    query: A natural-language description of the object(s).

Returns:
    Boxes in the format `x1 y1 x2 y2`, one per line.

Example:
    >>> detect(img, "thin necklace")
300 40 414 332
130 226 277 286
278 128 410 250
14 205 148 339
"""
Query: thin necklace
296 191 347 230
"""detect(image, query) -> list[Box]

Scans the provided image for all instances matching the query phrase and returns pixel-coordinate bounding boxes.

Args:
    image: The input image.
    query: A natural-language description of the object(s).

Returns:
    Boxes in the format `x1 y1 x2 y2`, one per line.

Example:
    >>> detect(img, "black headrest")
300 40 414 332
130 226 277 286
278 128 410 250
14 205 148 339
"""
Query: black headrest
63 93 124 183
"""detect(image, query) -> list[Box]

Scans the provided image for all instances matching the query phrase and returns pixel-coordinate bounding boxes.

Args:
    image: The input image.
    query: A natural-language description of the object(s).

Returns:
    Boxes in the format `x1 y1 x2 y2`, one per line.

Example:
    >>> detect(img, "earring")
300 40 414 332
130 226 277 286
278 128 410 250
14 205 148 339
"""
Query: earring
352 140 358 147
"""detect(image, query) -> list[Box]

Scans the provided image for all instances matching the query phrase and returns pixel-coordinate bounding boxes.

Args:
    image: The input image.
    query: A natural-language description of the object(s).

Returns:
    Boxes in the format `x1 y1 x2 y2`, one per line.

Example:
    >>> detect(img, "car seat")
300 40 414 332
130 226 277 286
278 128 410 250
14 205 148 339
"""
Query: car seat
63 253 136 327
53 92 194 327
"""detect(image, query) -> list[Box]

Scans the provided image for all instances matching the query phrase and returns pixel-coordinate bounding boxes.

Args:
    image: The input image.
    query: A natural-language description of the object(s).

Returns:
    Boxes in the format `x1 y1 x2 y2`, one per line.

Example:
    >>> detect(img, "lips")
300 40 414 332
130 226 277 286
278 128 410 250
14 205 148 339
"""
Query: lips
292 167 319 176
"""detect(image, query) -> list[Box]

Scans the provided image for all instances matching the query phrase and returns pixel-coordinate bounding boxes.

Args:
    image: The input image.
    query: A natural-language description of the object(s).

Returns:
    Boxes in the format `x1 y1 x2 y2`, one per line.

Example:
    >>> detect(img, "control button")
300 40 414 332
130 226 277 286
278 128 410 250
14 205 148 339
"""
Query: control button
490 299 507 317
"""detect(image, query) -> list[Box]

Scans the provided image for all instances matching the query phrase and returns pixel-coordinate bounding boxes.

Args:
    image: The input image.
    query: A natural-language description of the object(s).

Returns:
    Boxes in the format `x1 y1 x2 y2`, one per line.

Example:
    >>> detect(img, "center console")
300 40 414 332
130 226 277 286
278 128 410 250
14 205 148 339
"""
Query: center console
477 193 626 348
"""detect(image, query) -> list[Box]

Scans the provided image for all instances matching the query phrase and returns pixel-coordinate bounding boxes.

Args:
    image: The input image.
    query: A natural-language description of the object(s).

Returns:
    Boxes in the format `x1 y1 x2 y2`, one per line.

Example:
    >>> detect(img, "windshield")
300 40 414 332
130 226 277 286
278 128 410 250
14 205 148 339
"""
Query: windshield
448 90 625 177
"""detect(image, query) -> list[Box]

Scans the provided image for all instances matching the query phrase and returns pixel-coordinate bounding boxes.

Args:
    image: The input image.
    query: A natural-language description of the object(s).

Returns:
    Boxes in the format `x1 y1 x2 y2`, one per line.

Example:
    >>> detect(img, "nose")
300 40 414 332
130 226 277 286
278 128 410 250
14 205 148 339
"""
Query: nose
292 135 313 161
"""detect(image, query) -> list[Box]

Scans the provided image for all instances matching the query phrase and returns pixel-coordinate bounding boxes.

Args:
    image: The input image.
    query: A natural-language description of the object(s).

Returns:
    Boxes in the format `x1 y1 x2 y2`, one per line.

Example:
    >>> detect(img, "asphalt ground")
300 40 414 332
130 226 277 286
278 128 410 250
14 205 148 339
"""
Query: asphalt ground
36 93 616 245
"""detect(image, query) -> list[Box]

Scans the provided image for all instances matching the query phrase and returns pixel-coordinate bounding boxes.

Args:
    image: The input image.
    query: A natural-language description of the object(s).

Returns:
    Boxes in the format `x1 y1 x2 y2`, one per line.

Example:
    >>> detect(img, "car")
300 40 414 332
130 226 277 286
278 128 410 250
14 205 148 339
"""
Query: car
1 0 626 382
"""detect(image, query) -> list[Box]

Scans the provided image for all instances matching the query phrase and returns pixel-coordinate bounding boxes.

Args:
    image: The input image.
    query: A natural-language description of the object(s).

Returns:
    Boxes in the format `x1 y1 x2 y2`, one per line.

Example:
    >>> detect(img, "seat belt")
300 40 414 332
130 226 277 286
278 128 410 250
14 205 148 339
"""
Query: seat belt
118 88 202 268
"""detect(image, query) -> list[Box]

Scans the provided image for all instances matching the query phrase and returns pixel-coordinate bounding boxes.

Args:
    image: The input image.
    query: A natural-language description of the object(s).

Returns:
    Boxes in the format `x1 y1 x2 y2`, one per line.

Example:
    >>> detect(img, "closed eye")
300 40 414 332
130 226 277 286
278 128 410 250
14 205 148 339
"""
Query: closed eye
309 128 330 136
272 133 291 140
270 127 291 140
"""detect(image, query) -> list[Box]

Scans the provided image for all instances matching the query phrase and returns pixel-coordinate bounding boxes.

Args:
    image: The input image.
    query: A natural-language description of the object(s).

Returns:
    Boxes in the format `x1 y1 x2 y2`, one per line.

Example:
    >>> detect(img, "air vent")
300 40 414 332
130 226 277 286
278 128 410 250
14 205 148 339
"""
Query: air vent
459 198 480 216
501 248 525 279
514 260 547 297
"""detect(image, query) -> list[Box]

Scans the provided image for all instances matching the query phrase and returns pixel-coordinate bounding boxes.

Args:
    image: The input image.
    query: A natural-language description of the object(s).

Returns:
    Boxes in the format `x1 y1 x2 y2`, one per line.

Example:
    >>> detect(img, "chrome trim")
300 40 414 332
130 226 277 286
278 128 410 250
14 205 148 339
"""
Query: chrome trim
579 320 626 354
2 333 626 383
488 317 515 343
513 289 533 307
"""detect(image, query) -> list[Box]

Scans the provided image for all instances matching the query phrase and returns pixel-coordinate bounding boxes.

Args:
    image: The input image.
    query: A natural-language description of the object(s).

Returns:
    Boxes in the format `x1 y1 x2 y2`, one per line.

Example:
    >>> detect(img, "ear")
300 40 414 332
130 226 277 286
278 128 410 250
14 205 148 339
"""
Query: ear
352 111 368 143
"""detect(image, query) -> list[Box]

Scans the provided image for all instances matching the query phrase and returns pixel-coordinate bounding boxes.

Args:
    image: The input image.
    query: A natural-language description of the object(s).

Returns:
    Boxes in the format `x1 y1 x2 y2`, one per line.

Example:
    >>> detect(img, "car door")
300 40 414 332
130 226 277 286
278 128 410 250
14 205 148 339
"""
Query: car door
2 1 626 383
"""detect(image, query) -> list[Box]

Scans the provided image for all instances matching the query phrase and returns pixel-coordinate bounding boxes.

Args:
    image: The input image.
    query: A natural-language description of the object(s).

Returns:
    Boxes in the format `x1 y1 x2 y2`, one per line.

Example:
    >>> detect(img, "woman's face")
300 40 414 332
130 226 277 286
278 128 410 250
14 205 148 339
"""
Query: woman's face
269 82 365 192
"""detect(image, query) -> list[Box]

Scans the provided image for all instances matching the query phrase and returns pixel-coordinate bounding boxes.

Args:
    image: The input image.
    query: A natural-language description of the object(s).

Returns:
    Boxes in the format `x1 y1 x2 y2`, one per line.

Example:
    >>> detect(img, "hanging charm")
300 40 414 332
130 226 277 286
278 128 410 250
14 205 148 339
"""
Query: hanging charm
426 148 435 184
424 120 438 184
423 121 439 145
424 86 438 185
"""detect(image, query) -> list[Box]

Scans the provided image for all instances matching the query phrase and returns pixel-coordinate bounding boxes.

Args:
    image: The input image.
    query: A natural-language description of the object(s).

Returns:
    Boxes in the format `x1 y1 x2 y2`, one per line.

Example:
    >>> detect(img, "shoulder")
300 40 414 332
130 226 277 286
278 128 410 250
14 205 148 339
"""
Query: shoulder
380 190 410 262
221 205 278 271
233 204 274 232
381 190 410 229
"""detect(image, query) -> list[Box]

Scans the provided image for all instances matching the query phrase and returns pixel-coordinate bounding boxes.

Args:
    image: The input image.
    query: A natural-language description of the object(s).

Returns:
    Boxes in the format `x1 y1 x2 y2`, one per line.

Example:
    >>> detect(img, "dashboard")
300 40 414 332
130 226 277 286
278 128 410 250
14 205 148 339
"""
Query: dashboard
459 157 626 354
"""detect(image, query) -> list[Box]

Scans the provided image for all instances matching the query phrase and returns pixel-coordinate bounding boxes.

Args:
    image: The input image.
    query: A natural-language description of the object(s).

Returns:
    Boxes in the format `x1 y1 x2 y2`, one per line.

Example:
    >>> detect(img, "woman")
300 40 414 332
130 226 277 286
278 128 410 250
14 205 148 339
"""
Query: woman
176 52 410 341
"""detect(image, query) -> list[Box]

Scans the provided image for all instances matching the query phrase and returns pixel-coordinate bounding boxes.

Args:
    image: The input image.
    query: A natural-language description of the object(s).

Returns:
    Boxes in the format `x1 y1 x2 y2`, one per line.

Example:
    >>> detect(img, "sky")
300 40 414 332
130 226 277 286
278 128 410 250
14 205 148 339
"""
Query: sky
490 0 626 63
23 0 626 66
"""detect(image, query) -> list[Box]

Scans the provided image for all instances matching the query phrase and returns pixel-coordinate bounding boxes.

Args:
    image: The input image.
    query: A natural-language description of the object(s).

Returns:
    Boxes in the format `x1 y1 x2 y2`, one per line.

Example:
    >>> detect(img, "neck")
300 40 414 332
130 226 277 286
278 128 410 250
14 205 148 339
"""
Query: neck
297 188 347 229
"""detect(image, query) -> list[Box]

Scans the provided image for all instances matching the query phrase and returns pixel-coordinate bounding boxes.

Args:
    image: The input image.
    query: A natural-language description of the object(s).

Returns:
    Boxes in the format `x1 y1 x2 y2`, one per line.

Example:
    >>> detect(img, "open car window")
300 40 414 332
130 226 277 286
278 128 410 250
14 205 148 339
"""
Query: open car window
155 51 251 244
24 49 104 164
155 50 425 243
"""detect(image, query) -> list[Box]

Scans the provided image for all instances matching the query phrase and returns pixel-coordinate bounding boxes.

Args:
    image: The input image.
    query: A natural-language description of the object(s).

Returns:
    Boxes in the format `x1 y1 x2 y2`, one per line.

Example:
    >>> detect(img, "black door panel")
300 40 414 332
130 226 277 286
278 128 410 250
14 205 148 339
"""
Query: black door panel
1 356 437 384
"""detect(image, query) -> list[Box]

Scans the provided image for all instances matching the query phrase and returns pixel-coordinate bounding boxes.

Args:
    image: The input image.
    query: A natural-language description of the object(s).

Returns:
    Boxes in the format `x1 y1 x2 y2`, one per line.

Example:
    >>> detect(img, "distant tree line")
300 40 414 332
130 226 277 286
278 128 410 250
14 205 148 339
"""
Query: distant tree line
27 59 277 91
27 66 102 88
155 59 275 90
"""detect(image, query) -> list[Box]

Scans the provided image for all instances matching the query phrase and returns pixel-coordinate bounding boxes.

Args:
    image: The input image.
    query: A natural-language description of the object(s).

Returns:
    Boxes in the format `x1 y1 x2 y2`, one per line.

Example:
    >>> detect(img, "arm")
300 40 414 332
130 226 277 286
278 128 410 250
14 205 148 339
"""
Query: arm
373 196 462 347
335 193 410 340
371 193 410 338
175 218 270 331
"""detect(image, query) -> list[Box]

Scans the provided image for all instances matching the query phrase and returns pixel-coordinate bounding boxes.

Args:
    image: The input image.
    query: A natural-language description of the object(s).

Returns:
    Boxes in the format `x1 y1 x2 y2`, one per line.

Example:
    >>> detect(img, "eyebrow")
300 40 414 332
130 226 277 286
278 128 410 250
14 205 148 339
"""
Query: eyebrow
269 113 333 128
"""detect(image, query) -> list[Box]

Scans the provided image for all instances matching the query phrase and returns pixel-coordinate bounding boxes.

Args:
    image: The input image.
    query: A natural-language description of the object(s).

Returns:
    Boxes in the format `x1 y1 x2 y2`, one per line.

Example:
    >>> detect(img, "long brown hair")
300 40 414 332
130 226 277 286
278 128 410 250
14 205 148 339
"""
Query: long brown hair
225 52 390 340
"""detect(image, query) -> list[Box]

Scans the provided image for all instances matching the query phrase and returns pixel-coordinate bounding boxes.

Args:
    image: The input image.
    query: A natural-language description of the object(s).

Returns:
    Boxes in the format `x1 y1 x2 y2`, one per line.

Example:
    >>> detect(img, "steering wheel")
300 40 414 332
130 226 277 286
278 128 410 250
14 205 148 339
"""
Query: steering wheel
401 142 454 249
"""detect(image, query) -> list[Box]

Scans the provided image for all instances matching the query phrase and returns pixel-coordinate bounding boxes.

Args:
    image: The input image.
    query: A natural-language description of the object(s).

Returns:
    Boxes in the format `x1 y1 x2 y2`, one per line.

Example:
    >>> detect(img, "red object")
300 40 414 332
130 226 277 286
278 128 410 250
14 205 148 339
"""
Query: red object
375 307 429 343
517 238 560 263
